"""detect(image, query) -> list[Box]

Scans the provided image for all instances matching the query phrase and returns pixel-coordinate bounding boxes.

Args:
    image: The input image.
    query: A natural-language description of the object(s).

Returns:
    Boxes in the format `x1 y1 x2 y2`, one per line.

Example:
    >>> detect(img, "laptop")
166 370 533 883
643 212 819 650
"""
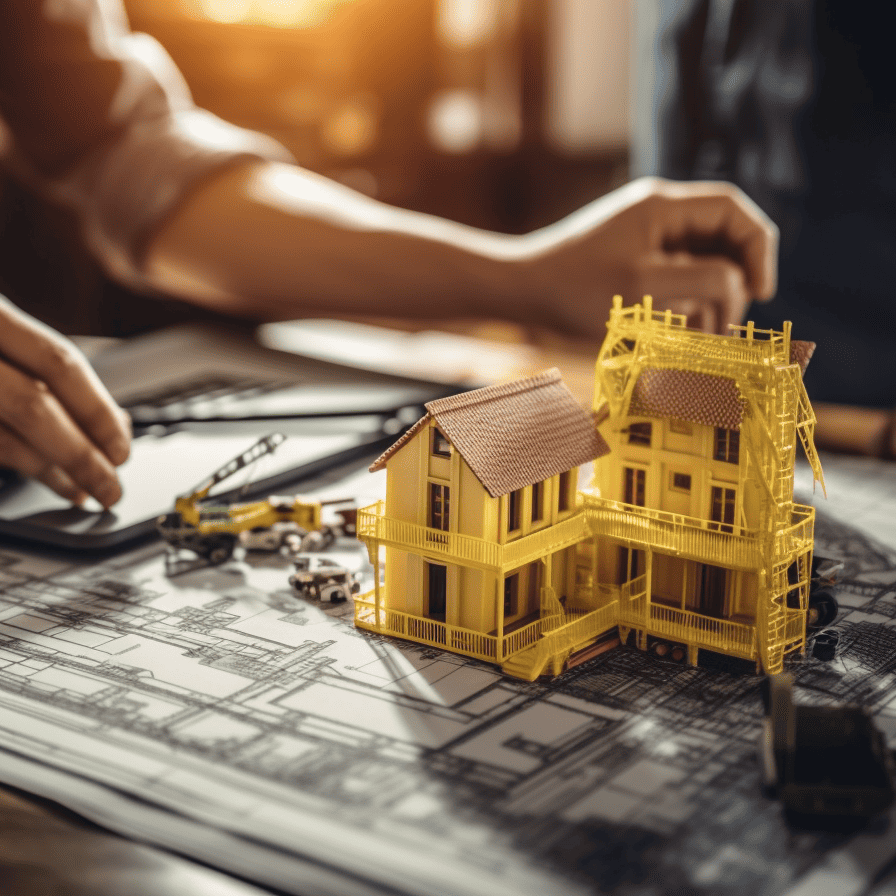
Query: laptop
0 323 459 550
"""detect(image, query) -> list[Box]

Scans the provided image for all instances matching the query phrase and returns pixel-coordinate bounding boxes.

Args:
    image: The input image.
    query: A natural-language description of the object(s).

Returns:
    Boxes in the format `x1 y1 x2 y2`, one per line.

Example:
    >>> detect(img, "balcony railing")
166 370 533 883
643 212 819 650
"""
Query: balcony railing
581 495 761 570
357 502 590 572
648 604 755 657
354 594 499 662
354 593 617 668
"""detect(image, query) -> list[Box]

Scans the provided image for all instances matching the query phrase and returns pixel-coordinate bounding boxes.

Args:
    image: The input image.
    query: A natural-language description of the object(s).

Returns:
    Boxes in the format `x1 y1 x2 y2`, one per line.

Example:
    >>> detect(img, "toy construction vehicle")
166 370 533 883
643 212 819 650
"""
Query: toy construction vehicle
289 557 361 603
156 434 343 564
760 674 895 824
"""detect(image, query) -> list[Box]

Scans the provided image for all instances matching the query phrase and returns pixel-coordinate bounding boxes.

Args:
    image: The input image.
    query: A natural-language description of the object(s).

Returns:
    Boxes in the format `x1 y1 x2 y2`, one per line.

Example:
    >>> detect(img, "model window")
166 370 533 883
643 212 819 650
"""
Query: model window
531 480 544 523
713 427 740 464
627 422 652 445
671 472 691 492
557 470 571 512
710 486 736 533
432 427 451 457
508 488 522 532
429 483 450 530
669 418 692 435
624 467 646 506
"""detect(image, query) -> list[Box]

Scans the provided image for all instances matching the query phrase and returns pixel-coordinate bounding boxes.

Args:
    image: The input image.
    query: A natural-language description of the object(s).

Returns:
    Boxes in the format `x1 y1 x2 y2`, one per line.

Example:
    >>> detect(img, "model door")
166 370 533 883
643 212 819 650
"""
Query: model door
697 563 727 618
427 562 447 621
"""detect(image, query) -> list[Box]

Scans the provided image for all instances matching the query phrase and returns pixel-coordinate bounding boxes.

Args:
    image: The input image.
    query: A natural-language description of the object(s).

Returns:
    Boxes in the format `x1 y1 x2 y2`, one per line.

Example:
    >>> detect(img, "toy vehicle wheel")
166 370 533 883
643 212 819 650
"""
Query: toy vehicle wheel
204 535 237 565
320 583 349 603
299 531 327 552
808 588 838 628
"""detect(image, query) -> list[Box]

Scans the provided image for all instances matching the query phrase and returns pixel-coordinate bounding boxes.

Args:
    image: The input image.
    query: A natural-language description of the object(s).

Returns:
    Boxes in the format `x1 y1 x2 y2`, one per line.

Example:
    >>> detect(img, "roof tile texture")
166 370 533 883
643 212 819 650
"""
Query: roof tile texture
371 369 609 497
628 339 815 431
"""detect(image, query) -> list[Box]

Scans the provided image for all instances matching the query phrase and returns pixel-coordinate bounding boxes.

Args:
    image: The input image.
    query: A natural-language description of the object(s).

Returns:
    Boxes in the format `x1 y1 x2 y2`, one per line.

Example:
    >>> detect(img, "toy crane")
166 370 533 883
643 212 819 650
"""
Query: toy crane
156 434 328 564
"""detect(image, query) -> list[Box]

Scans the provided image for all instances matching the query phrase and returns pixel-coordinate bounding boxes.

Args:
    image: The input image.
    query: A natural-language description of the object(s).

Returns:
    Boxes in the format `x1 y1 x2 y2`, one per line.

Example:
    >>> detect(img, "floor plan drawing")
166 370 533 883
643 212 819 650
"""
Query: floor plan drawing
0 452 895 896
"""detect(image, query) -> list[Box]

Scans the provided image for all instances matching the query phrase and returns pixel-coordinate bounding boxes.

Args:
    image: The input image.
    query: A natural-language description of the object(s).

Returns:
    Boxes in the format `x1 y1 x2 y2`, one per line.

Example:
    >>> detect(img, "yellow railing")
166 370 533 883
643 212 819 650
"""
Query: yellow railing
354 593 499 662
540 603 619 655
357 502 590 572
582 496 761 569
502 617 550 657
648 604 755 656
357 502 501 569
355 593 584 664
502 513 591 569
620 593 647 626
604 303 790 368
784 611 805 646
778 505 815 557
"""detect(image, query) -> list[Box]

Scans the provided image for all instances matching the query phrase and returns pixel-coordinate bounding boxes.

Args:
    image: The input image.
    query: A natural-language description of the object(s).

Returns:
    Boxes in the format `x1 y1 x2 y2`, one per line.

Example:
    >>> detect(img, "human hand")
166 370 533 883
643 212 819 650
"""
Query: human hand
0 297 130 508
517 177 778 338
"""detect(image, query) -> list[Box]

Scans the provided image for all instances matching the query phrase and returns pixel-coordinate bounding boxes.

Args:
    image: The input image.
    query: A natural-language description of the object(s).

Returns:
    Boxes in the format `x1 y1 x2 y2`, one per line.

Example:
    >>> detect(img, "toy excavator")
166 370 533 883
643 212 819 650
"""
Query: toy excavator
156 434 337 564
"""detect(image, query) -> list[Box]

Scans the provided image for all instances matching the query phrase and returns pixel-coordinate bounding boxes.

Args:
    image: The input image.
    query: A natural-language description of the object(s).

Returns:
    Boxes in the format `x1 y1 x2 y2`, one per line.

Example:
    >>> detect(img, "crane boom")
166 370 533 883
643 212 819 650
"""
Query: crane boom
185 433 286 502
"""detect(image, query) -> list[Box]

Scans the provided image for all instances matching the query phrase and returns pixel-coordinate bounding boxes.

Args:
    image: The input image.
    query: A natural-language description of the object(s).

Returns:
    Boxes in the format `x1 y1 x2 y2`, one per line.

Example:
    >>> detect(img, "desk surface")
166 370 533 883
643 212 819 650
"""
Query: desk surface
1 325 894 896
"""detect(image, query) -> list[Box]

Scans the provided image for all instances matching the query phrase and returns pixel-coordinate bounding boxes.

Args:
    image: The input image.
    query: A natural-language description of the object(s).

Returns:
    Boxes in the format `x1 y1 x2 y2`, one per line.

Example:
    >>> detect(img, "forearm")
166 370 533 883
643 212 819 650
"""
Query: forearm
145 161 531 323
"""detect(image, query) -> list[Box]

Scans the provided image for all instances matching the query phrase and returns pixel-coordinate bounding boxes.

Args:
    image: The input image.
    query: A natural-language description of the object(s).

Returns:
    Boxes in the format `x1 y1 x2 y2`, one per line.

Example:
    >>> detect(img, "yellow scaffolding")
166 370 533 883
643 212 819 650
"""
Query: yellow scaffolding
592 297 824 674
356 298 824 679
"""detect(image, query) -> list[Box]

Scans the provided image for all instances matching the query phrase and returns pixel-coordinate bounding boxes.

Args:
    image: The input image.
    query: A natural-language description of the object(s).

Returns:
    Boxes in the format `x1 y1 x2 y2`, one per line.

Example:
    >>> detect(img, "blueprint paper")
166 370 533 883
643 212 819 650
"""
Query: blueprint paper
0 453 893 896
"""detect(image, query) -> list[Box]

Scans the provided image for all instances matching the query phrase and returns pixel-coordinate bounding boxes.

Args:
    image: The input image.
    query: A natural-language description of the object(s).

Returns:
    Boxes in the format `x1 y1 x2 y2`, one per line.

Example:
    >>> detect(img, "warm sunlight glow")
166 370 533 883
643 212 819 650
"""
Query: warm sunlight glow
322 101 379 156
427 90 482 153
199 0 251 23
438 0 500 48
193 0 350 28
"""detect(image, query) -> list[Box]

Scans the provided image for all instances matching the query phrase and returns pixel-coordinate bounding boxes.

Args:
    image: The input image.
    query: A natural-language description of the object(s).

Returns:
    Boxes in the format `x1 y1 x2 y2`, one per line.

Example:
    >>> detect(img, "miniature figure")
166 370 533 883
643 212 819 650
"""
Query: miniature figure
355 298 829 679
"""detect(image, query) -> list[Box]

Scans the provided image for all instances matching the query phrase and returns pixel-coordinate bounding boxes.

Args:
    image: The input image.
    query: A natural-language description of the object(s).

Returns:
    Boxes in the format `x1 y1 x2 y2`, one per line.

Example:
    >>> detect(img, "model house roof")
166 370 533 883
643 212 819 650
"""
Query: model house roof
370 368 610 497
627 339 816 431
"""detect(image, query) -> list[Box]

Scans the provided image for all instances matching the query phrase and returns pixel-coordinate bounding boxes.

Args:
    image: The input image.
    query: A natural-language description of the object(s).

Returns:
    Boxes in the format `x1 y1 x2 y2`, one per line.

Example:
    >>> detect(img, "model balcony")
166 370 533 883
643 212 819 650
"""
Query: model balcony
354 592 619 679
581 496 815 570
357 501 592 573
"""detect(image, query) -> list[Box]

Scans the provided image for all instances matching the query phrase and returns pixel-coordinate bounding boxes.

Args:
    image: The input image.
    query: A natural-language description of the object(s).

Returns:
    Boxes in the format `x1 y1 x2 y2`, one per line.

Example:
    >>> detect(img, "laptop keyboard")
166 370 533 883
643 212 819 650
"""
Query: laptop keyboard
125 375 295 426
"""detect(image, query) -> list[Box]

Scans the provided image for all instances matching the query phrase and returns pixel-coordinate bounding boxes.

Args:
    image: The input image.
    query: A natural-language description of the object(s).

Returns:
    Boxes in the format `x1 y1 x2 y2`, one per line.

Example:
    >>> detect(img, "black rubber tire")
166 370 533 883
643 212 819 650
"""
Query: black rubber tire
205 535 237 565
808 588 839 628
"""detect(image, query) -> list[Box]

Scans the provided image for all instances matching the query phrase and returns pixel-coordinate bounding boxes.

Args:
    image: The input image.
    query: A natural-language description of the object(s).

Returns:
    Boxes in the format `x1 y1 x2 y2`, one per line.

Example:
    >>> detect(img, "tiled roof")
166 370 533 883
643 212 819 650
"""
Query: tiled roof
629 368 745 430
790 340 815 373
370 369 610 497
628 338 816 431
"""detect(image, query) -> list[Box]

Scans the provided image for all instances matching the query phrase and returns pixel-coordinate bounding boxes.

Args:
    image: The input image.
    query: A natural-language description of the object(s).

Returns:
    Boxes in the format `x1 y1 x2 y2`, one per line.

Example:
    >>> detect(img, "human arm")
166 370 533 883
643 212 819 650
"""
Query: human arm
1 0 774 345
0 297 130 508
145 163 776 340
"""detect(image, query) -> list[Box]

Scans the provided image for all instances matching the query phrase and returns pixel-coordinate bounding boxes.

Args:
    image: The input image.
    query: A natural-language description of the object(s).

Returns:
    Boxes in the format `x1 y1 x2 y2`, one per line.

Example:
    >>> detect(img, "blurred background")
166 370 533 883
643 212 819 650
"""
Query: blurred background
123 0 632 232
0 0 638 337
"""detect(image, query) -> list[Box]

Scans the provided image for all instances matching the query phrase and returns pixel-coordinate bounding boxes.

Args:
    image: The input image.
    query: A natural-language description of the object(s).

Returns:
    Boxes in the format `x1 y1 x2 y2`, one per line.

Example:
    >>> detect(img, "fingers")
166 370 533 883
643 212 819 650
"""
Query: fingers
0 356 123 508
0 426 88 505
644 178 779 302
0 297 129 508
634 254 751 334
0 295 130 466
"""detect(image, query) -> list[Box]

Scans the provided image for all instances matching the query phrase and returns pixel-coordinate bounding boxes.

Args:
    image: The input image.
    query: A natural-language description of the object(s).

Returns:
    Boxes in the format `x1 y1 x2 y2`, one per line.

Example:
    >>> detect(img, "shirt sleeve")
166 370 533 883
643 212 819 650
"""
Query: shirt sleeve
0 0 293 286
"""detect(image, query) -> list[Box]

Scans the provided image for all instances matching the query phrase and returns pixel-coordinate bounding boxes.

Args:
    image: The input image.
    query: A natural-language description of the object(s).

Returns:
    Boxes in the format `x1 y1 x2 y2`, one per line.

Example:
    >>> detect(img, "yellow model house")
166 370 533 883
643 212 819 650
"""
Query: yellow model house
354 370 615 679
586 297 824 676
357 298 826 680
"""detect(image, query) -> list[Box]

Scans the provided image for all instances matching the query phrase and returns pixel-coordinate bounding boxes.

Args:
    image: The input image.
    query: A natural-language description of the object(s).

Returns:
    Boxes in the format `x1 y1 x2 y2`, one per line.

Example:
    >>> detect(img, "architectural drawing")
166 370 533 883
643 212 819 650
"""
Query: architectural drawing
0 447 895 896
